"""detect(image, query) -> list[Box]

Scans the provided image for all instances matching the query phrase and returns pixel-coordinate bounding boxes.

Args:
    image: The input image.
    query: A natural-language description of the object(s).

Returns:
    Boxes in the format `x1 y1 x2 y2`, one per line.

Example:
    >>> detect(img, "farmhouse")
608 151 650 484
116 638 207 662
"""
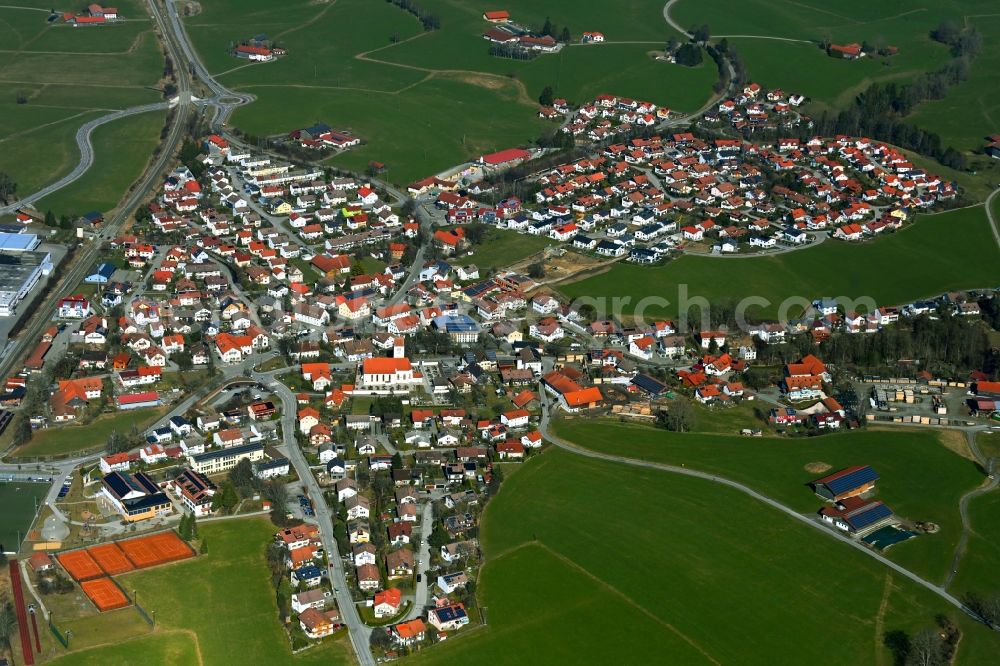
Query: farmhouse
820 497 894 535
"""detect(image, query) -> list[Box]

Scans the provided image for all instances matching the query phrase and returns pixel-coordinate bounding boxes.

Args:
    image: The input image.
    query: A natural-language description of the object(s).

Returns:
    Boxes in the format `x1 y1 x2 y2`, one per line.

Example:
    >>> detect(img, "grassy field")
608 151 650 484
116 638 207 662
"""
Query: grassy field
552 420 984 585
559 205 1000 319
907 13 1000 152
0 481 49 552
185 0 717 184
44 631 201 666
119 517 353 665
0 0 164 197
34 108 168 216
949 489 1000 598
455 226 555 270
12 407 165 459
670 0 1000 155
411 447 1000 664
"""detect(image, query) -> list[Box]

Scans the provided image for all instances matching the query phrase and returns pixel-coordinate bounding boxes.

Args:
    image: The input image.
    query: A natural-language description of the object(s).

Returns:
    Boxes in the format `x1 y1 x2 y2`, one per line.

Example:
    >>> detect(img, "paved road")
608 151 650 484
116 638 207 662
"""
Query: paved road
402 501 434 622
0 102 170 216
984 186 1000 251
537 392 976 618
256 369 376 666
945 430 998 588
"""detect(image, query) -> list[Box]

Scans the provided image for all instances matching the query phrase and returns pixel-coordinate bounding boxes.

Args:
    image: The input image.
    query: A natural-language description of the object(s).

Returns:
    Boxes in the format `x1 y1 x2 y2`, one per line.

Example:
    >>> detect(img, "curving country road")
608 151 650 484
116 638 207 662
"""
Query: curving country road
0 102 170 215
984 186 1000 251
944 430 998 588
537 393 981 621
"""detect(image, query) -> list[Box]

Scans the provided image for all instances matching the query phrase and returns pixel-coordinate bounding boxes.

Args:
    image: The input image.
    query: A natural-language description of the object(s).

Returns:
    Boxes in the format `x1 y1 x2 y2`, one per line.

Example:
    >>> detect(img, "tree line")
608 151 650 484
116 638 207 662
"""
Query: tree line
798 22 982 171
385 0 439 31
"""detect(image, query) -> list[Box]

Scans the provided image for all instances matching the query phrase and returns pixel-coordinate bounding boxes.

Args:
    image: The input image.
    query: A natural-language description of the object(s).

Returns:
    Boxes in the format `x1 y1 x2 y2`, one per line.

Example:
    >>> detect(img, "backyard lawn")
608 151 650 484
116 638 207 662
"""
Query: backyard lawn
411 447 1000 664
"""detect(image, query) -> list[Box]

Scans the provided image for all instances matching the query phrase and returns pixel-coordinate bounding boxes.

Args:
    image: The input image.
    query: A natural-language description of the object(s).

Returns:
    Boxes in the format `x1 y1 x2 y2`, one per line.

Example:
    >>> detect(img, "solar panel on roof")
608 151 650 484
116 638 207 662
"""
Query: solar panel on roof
847 503 892 530
825 466 878 494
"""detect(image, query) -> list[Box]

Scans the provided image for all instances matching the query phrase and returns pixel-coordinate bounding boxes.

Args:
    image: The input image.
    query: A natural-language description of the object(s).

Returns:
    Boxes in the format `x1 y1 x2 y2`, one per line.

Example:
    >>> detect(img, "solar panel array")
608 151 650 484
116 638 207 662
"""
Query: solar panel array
846 502 892 530
825 466 878 495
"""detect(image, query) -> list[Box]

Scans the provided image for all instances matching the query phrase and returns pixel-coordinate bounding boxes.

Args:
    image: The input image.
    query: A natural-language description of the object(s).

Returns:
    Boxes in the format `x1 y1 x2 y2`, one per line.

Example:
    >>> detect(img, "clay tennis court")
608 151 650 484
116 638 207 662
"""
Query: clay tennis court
80 577 130 612
86 543 134 575
118 531 194 569
57 549 103 582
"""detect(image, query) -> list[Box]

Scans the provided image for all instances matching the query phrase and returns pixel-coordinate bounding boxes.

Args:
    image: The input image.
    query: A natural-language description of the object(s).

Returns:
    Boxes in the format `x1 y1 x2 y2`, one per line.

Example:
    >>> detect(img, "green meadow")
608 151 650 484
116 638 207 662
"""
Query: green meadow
185 0 717 184
0 0 164 196
411 447 1000 664
554 420 986 585
559 205 1000 319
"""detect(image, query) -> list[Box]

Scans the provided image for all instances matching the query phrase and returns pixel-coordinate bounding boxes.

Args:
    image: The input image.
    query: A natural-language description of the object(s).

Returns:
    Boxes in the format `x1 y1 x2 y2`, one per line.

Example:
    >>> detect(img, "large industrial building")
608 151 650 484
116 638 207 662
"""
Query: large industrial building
0 232 53 317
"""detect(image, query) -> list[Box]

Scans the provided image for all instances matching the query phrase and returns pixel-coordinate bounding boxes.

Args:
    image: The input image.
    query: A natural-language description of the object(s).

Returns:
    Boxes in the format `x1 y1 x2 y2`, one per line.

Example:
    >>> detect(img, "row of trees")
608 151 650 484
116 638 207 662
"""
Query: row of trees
385 0 440 31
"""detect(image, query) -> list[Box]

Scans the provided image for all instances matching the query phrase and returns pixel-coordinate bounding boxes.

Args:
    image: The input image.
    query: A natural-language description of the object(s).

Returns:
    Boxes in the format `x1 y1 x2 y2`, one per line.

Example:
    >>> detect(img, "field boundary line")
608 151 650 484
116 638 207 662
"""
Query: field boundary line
0 111 97 144
534 541 722 665
49 628 204 665
874 572 893 666
272 0 339 41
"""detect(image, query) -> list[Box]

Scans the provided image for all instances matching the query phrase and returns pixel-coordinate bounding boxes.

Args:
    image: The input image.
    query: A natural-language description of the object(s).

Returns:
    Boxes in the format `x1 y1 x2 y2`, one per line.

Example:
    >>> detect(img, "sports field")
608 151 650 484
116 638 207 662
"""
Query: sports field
0 481 49 553
411 448 1000 664
87 542 135 576
80 577 131 612
118 517 353 665
58 549 104 582
559 205 1000 319
0 0 164 198
184 0 717 184
117 530 194 568
553 420 984 585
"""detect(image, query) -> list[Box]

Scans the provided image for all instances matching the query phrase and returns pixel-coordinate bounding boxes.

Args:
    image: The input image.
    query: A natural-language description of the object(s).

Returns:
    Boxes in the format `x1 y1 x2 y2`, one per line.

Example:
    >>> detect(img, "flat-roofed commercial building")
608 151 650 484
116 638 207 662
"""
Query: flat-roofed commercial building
0 233 52 317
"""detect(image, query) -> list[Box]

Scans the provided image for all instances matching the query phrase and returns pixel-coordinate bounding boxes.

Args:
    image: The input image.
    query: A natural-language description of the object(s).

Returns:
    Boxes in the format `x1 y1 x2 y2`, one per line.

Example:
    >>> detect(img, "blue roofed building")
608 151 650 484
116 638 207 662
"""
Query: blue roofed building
811 465 879 502
631 373 667 397
85 262 116 284
432 314 481 344
292 564 324 588
99 470 172 522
